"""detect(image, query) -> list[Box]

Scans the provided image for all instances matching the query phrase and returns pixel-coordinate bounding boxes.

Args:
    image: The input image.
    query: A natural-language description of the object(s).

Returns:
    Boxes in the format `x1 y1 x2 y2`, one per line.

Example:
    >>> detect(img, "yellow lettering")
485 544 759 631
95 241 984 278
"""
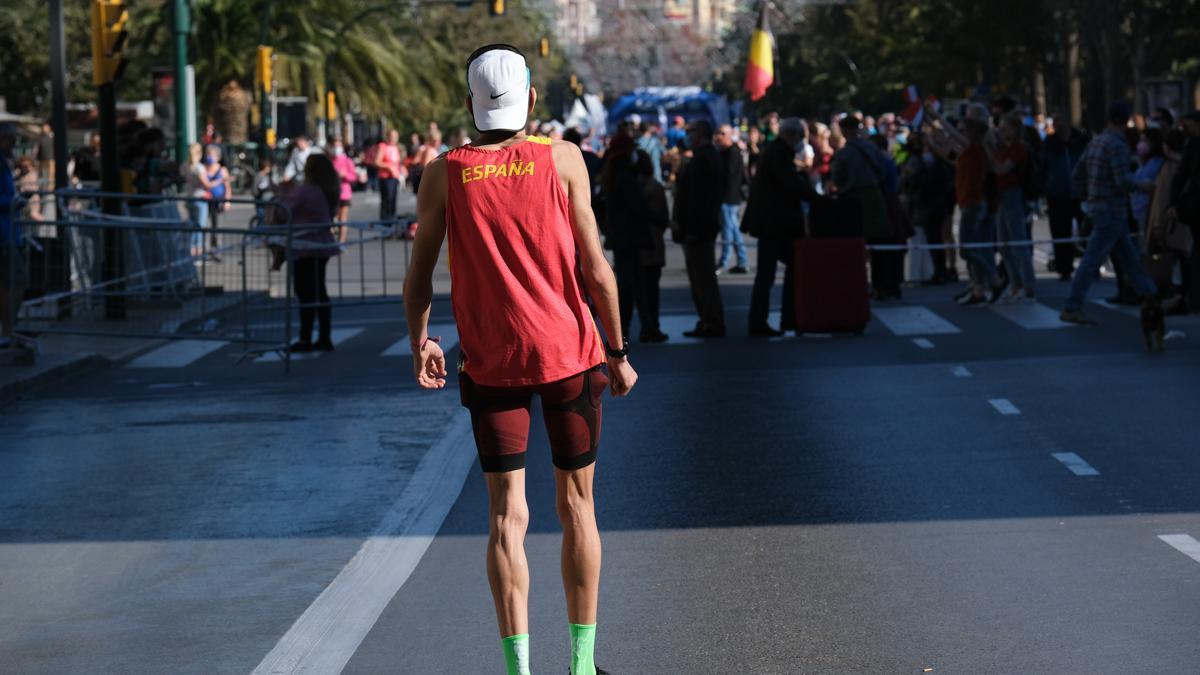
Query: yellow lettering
472 166 483 181
496 163 508 178
525 162 534 176
461 168 472 184
484 164 498 179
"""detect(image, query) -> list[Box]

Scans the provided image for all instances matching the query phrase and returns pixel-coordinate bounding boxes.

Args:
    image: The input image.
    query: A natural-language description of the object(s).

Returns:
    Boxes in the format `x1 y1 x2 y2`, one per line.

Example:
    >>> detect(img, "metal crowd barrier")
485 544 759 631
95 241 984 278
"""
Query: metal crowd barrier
5 189 413 373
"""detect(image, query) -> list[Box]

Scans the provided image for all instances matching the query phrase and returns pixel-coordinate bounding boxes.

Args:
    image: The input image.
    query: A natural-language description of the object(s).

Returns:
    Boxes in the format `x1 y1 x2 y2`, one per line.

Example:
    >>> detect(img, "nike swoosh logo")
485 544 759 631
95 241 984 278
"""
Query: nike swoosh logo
490 91 508 100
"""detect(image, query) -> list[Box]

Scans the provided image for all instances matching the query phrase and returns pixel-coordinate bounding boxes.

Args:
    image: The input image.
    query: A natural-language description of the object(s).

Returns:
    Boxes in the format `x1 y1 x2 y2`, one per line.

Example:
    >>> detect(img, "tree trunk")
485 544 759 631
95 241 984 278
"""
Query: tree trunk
1068 30 1082 126
213 80 251 144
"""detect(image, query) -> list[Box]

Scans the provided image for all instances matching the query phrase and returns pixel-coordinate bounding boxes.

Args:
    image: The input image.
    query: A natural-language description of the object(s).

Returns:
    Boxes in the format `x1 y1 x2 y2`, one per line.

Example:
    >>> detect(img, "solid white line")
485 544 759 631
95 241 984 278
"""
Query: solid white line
1158 534 1200 565
872 306 961 336
951 366 972 377
988 398 1021 415
913 338 936 349
990 301 1079 330
126 340 228 368
381 324 459 357
1051 452 1100 476
255 327 365 362
252 410 475 675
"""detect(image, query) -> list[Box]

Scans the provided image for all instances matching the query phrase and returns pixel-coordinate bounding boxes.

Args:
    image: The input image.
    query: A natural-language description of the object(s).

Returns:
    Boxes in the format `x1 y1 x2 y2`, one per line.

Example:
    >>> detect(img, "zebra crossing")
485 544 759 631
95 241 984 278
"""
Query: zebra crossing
121 298 1172 369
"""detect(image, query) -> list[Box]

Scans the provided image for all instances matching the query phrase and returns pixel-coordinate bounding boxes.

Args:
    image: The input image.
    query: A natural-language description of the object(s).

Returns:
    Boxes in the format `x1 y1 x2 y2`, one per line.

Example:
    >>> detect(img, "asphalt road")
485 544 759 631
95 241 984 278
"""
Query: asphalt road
2 190 1199 673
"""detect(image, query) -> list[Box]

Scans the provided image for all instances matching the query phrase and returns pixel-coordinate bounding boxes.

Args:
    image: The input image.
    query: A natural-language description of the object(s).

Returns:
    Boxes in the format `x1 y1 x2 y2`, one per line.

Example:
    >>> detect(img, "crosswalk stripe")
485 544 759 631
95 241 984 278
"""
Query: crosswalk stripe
1090 298 1141 318
988 398 1021 415
656 315 705 343
990 301 1078 330
381 324 459 357
127 340 229 368
872 306 960 336
1158 534 1200 565
255 327 365 362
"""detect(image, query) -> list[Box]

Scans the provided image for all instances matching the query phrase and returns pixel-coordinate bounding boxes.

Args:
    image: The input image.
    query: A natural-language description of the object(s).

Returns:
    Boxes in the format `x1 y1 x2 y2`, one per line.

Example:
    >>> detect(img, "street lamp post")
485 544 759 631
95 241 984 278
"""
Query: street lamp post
173 0 189 164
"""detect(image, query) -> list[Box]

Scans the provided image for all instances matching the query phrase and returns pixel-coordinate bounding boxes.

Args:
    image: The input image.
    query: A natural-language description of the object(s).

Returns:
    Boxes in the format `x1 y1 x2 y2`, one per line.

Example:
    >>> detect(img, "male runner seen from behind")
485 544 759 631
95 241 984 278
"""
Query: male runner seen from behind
403 44 636 675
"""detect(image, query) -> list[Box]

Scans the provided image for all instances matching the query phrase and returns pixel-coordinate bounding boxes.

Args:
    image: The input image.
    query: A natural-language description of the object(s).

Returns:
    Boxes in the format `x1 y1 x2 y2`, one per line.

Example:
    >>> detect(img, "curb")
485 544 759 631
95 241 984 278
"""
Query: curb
0 339 164 409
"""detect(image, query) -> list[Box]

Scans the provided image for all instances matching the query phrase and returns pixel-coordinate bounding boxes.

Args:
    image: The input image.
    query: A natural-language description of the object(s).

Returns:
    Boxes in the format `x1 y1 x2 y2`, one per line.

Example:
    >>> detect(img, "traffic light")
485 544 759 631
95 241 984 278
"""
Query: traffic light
257 46 273 94
326 90 337 121
539 37 550 58
90 0 128 86
489 0 505 17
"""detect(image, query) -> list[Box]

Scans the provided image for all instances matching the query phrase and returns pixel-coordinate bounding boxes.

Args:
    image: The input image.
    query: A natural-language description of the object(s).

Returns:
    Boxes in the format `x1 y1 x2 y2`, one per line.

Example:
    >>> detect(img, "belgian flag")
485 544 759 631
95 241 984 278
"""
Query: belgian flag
743 2 774 102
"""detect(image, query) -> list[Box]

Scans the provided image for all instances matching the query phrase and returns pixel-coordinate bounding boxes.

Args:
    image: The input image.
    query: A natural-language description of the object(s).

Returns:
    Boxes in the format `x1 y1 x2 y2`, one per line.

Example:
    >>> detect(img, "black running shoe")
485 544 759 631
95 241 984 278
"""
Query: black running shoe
566 668 609 674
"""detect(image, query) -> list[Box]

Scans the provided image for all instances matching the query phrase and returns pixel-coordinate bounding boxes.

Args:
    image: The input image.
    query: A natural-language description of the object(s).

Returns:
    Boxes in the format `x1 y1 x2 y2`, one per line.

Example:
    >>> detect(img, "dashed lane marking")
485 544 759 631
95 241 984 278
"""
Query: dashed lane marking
988 398 1021 415
381 324 459 357
1051 452 1100 476
951 365 972 377
872 306 961 336
1158 534 1200 565
913 338 936 349
127 340 229 368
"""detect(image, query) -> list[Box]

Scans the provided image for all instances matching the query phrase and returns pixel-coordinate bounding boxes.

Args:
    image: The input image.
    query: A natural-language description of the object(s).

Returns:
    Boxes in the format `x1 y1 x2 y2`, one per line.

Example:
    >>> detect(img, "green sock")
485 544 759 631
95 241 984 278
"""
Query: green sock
569 623 596 675
501 634 531 675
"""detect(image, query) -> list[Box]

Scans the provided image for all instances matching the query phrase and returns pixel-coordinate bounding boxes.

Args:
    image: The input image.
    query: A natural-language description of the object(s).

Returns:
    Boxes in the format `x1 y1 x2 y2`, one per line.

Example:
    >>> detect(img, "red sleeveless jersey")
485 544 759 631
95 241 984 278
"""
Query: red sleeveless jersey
445 137 602 386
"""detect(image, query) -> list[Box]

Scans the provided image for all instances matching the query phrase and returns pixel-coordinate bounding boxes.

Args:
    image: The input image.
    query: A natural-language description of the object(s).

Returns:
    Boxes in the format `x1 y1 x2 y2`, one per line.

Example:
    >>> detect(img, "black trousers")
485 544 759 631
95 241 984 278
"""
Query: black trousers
1047 196 1080 276
682 239 725 329
1190 225 1200 311
749 236 795 329
379 177 399 222
612 248 653 338
293 256 331 344
922 215 947 279
869 248 904 293
642 264 663 335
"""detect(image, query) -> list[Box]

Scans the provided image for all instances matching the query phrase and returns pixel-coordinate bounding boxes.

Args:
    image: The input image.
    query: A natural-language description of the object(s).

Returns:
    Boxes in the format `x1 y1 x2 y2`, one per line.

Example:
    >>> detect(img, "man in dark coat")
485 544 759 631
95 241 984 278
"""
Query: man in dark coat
672 120 726 337
741 117 817 336
1168 111 1200 311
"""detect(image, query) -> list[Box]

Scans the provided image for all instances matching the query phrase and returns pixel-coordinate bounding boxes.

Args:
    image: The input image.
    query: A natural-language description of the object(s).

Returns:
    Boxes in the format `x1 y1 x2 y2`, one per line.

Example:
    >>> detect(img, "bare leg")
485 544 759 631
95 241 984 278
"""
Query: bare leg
555 464 601 624
485 469 530 638
337 204 350 243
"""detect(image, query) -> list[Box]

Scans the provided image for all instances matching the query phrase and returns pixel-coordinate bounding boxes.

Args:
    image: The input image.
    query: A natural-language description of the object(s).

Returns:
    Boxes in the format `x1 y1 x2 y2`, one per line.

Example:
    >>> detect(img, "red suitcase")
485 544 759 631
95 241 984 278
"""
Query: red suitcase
793 237 870 333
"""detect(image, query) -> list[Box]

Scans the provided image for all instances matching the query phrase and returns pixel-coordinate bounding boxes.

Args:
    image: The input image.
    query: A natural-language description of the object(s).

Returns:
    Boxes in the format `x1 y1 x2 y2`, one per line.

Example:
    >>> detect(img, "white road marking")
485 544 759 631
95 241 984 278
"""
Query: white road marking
951 366 972 377
990 301 1079 330
1158 534 1200 565
988 398 1021 415
255 327 365 362
252 411 475 675
872 306 961 336
913 338 936 349
657 314 705 343
127 340 229 368
381 324 460 357
1051 452 1100 476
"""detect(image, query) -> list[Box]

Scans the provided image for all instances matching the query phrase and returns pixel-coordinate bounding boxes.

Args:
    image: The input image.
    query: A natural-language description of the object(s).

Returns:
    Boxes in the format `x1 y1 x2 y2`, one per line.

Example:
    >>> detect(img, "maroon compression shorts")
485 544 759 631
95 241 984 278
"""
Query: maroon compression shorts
459 366 608 472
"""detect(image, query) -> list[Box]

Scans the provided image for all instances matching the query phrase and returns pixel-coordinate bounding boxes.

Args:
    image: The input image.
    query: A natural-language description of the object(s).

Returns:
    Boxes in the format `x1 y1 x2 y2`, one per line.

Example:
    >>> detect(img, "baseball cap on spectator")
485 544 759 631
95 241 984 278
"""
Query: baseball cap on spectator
467 44 531 133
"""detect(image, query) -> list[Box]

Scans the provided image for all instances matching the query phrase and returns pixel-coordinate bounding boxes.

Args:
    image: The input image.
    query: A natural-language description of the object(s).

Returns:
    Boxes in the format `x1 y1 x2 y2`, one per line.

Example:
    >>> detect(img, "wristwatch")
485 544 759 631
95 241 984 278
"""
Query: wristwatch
604 337 629 359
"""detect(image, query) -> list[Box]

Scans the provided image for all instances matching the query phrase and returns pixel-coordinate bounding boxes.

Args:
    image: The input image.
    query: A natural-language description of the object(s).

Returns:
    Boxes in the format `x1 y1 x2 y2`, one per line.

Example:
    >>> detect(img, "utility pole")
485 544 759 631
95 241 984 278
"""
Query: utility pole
172 0 190 164
49 0 69 192
259 0 274 163
92 0 128 319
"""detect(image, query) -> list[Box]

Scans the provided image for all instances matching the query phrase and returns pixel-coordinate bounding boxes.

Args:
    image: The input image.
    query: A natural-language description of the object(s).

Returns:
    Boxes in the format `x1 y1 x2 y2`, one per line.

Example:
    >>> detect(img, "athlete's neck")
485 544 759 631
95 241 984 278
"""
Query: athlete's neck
474 130 528 149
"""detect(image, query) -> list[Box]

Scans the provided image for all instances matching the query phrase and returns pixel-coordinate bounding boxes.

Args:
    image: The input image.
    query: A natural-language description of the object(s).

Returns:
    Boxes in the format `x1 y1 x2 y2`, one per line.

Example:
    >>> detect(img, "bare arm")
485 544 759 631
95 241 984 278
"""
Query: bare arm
553 140 637 397
403 156 449 389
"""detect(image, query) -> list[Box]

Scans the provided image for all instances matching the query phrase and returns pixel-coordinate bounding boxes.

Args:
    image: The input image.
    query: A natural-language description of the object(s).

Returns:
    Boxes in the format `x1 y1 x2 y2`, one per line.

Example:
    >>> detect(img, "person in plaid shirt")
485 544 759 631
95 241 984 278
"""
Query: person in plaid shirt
1060 101 1159 325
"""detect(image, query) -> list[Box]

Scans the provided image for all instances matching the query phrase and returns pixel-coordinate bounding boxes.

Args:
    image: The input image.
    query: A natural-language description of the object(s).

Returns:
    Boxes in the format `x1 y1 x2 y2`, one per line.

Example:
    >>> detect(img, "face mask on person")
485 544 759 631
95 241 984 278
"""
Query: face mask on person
1136 141 1151 158
895 132 908 145
332 146 344 156
203 156 216 165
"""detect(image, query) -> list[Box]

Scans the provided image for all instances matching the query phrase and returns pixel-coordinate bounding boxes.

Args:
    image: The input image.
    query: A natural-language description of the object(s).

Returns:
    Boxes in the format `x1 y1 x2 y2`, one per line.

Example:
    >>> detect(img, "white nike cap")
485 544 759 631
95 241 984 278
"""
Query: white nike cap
467 45 531 132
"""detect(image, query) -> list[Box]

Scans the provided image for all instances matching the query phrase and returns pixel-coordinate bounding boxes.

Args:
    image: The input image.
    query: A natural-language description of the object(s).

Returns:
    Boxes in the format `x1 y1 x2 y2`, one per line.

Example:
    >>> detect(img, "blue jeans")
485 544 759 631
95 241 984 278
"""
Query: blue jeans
996 188 1036 293
959 204 995 291
1065 204 1158 312
189 199 209 250
379 177 399 222
717 203 747 268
